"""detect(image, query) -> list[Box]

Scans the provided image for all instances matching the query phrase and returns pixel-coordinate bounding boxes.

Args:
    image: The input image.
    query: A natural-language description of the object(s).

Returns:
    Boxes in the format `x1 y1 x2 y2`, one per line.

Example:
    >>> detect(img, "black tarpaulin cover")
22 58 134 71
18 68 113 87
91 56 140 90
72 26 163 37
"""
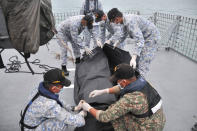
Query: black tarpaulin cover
0 4 12 49
74 47 116 131
0 0 55 53
103 44 132 74
74 45 137 131
74 47 117 104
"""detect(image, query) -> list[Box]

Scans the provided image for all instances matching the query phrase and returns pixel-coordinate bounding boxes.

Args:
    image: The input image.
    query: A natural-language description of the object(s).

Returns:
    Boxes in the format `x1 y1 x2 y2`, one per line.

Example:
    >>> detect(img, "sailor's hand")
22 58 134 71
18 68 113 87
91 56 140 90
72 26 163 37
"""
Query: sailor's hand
75 100 84 111
52 28 58 34
85 47 93 55
113 41 120 49
97 40 103 48
82 101 92 112
105 40 111 44
89 89 107 98
130 55 137 69
79 110 87 117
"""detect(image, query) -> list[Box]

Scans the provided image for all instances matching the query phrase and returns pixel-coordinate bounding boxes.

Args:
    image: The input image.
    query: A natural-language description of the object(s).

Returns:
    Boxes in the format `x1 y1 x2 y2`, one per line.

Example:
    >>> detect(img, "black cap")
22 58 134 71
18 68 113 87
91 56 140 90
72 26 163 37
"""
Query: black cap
44 68 71 87
110 64 135 83
94 10 105 22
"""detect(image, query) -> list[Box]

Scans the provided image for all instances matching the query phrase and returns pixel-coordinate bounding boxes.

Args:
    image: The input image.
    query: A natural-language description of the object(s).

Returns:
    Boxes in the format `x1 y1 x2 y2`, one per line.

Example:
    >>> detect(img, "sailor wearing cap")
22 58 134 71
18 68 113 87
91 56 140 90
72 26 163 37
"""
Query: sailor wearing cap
20 68 86 131
81 64 166 131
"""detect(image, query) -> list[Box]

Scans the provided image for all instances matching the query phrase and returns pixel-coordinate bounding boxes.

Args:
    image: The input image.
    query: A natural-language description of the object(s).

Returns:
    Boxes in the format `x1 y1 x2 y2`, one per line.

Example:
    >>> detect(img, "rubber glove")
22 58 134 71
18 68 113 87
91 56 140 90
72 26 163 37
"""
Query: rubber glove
75 100 84 111
79 110 87 117
96 40 103 48
85 46 93 55
105 40 111 44
113 41 120 49
82 101 92 112
89 89 108 98
130 55 137 69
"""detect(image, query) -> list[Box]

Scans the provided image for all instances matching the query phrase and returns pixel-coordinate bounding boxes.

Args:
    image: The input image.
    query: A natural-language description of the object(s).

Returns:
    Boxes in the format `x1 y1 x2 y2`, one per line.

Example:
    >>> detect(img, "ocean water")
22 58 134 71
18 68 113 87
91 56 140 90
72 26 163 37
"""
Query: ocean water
51 0 197 18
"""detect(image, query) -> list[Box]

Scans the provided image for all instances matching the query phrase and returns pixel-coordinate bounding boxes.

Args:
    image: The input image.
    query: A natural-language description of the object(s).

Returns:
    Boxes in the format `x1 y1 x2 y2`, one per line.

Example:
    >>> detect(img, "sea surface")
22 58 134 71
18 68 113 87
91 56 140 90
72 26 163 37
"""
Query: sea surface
51 0 197 18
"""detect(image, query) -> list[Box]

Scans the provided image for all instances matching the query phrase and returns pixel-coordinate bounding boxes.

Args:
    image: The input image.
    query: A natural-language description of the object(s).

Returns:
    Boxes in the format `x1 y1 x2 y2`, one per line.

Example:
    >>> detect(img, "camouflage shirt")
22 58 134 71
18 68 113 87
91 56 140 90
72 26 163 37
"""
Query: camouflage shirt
118 14 161 56
98 91 166 131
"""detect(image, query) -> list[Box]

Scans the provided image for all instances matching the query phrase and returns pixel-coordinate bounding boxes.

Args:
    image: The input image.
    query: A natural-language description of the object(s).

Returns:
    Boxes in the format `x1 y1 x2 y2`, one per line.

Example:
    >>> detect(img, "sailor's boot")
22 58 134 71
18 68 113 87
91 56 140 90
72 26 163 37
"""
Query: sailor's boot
0 55 5 69
62 65 69 76
75 57 80 64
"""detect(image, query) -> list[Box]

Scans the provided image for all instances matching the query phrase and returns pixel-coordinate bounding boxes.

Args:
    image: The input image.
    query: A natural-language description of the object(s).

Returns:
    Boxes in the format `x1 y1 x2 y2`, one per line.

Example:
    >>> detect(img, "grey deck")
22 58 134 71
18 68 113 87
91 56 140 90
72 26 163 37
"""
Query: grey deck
0 39 197 131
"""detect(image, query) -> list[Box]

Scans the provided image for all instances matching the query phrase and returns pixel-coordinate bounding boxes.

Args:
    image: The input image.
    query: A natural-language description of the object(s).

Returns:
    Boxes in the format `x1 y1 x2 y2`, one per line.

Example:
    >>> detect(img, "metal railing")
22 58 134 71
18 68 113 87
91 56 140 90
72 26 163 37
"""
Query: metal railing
154 12 197 62
53 10 140 25
54 11 80 25
53 11 197 62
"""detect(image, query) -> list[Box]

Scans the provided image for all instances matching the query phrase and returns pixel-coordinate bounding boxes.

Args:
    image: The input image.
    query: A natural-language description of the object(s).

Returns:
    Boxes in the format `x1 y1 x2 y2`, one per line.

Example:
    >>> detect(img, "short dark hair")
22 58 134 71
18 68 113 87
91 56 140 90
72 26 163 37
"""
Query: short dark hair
107 8 123 22
83 15 94 29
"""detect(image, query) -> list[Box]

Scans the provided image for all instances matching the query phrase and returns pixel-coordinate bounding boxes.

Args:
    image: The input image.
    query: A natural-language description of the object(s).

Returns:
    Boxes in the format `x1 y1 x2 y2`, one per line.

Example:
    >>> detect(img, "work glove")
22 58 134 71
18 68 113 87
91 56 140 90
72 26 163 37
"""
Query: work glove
75 100 84 111
113 41 120 49
82 101 92 112
105 40 111 44
89 89 107 98
85 47 93 55
130 55 137 69
79 110 87 117
96 40 103 48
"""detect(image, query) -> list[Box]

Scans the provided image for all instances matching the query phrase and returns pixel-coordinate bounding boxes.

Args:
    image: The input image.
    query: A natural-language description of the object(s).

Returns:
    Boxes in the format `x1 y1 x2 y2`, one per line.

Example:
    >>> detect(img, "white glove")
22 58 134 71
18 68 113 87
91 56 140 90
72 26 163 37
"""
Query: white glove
105 40 111 44
85 47 93 55
79 110 87 117
113 41 120 49
130 55 137 69
96 40 103 48
75 100 84 111
82 102 92 112
89 89 108 98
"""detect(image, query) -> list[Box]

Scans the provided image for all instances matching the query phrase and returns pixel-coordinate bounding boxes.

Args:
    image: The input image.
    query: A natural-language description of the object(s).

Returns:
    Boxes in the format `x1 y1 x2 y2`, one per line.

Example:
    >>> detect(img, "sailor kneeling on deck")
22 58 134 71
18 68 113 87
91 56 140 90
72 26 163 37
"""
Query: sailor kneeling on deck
20 68 86 131
82 64 166 131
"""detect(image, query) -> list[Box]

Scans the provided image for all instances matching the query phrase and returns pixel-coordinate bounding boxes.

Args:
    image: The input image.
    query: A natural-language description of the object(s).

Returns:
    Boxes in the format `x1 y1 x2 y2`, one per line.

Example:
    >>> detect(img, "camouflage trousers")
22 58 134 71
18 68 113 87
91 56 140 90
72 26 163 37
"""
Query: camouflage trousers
138 39 159 77
57 32 81 65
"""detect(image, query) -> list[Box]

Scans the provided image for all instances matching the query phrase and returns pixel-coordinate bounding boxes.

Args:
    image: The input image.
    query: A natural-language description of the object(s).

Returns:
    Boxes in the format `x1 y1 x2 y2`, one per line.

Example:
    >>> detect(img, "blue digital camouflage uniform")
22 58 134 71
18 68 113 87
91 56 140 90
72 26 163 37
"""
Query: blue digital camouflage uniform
117 14 161 76
83 22 99 48
23 82 85 131
80 0 103 16
97 91 166 131
80 0 103 48
99 20 125 49
56 15 93 65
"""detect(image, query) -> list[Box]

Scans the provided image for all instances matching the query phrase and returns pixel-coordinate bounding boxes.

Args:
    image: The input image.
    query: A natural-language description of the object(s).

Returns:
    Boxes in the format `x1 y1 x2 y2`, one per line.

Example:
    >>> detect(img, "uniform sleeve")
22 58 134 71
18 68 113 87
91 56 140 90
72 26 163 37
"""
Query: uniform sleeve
91 27 99 46
118 25 128 44
111 116 127 131
45 101 85 127
82 28 91 47
98 92 148 123
99 22 106 44
108 24 118 43
70 26 79 45
129 20 145 56
109 24 126 44
56 108 85 127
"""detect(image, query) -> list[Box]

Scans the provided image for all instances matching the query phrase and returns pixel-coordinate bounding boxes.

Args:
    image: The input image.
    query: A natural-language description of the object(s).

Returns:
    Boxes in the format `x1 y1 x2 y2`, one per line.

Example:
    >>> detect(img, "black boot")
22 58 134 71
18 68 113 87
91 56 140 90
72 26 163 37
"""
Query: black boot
62 65 69 76
0 55 5 69
75 57 80 64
